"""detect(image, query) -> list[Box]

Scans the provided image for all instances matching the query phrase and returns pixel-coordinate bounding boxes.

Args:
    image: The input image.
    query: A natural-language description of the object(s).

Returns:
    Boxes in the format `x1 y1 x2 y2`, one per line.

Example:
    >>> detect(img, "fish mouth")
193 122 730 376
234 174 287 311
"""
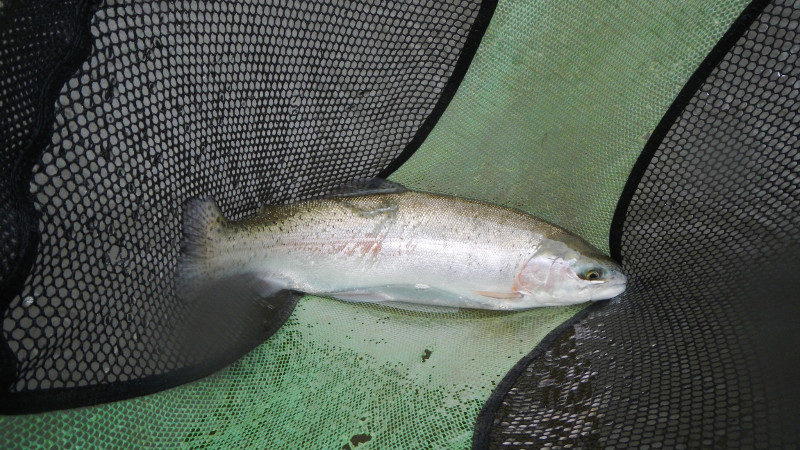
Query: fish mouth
588 275 627 301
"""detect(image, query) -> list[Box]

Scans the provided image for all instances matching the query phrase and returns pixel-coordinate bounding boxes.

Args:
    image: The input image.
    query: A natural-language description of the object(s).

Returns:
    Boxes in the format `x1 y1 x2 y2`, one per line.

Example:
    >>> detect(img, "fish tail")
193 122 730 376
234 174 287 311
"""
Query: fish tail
180 197 227 258
177 197 228 300
173 199 297 358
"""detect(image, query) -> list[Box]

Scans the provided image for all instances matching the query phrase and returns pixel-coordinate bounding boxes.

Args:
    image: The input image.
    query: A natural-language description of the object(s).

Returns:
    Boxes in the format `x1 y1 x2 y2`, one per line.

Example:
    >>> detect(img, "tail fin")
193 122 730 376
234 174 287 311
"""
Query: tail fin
177 197 227 300
180 197 226 258
172 198 301 360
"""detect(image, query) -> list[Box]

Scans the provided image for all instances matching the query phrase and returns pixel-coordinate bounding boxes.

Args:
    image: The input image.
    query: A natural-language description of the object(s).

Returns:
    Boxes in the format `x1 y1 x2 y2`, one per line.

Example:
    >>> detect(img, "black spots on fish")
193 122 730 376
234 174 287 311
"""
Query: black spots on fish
337 196 399 219
422 348 432 362
342 434 372 449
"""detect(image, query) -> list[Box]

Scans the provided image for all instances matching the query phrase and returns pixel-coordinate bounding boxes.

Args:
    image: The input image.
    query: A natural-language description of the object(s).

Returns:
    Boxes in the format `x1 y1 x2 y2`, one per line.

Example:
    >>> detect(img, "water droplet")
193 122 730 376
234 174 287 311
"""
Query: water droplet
113 345 119 355
22 296 34 307
103 363 110 374
107 245 120 264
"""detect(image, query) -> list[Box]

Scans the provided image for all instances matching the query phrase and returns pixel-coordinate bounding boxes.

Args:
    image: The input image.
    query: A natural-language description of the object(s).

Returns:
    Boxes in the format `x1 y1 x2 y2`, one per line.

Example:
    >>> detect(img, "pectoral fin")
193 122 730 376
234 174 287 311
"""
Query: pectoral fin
475 290 524 300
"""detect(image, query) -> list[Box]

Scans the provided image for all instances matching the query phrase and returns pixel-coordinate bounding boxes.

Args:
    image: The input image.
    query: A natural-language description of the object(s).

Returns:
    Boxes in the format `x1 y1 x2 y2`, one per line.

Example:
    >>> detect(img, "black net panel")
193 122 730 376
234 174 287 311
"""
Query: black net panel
477 0 800 447
0 0 97 393
1 0 493 412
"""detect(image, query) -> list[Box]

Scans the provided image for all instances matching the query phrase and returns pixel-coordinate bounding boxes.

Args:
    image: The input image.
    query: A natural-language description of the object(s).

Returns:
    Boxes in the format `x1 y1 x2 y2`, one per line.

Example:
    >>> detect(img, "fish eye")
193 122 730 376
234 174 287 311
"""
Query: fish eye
581 269 603 281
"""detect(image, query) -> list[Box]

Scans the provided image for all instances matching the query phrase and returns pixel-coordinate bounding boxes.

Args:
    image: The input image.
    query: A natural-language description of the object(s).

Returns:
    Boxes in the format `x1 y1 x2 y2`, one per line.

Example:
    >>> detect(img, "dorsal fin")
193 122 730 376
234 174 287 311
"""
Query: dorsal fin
324 178 408 198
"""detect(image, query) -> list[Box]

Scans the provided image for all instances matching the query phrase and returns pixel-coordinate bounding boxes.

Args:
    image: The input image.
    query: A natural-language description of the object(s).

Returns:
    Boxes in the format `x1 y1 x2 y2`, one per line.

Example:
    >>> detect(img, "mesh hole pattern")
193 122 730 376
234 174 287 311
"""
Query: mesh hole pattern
2 0 484 408
481 0 800 447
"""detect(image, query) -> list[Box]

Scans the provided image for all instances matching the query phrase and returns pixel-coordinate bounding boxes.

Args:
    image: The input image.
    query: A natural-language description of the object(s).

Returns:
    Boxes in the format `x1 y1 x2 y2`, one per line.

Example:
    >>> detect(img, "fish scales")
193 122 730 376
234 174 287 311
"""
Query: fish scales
179 183 626 310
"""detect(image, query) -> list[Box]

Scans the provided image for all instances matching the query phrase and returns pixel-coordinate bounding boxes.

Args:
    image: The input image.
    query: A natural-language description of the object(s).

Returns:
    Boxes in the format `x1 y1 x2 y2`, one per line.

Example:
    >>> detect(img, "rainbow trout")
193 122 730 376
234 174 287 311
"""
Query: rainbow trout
178 180 626 310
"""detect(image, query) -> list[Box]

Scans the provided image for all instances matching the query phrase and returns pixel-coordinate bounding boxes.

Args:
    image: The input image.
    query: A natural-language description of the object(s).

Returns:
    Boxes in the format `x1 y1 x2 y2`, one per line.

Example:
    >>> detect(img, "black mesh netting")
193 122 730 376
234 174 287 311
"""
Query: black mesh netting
476 0 800 447
1 0 494 412
0 0 97 395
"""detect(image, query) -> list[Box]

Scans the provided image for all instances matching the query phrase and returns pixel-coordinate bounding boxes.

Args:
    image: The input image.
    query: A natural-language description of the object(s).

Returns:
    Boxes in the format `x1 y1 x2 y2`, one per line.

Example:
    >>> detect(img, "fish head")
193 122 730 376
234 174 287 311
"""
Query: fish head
515 237 627 306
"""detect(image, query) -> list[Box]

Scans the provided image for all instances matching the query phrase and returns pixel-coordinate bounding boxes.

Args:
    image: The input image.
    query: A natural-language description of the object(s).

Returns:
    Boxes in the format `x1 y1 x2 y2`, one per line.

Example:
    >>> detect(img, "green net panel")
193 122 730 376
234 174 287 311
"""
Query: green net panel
4 0 792 448
391 0 751 251
2 302 589 448
477 0 800 446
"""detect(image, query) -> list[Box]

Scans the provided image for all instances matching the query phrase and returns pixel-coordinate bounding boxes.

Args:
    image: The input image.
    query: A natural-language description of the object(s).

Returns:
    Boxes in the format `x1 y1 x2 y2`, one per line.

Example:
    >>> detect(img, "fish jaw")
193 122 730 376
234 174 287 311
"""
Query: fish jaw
511 273 627 308
588 279 627 301
510 278 626 308
593 266 627 298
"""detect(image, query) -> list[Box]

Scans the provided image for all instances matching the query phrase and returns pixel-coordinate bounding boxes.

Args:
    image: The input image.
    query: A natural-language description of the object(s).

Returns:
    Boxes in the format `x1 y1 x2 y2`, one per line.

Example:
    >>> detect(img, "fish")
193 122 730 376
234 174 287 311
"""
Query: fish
177 179 626 311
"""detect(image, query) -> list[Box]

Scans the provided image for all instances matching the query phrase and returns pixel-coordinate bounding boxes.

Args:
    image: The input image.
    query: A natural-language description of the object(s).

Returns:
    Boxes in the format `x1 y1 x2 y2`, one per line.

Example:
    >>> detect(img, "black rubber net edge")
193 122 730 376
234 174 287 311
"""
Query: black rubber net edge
471 0 773 447
0 1 499 414
378 0 499 178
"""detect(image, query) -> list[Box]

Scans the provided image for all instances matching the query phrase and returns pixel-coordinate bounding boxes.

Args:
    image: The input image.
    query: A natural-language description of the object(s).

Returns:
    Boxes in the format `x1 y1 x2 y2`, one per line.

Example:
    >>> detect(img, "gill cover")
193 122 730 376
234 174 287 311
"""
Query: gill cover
516 238 626 305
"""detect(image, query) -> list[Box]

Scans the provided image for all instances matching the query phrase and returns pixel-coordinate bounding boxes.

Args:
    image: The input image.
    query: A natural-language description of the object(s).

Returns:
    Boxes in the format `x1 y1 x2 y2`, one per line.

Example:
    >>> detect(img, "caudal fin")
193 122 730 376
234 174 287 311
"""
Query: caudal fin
173 198 300 360
177 197 227 300
180 197 226 258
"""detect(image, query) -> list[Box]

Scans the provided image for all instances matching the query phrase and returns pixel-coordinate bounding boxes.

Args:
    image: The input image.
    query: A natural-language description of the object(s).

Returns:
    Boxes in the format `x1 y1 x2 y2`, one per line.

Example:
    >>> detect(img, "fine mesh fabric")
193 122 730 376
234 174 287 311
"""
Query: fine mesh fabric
477 0 800 447
1 0 492 411
390 0 750 251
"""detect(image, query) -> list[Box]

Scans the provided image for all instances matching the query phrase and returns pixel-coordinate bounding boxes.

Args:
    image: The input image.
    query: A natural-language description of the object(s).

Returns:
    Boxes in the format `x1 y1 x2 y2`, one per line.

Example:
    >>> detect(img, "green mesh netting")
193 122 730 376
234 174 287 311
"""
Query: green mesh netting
393 0 750 253
2 301 585 448
2 0 749 448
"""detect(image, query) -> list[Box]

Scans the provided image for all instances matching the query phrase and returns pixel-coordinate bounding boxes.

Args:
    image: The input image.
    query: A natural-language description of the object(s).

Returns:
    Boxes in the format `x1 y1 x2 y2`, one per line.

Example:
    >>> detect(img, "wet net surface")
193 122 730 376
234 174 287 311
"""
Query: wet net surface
478 0 800 447
1 0 489 411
